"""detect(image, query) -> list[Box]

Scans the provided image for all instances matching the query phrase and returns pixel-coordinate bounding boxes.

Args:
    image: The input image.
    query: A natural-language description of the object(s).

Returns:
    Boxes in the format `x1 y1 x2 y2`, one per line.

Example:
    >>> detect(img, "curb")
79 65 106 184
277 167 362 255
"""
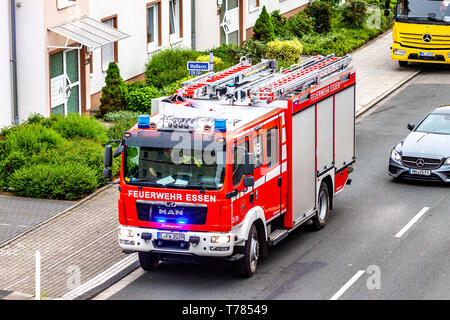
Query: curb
356 68 423 120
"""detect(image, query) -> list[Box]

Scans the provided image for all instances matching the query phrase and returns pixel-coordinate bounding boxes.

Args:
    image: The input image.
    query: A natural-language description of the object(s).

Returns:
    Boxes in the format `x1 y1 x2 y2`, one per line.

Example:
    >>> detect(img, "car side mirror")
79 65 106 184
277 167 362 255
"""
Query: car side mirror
104 145 113 168
113 144 125 158
243 152 254 176
103 168 112 181
243 176 255 188
407 123 415 131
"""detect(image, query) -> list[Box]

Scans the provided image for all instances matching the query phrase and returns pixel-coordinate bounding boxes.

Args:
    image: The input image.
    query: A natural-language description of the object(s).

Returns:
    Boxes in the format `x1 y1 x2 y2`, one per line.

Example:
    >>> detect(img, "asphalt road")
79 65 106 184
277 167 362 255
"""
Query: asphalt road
102 65 450 300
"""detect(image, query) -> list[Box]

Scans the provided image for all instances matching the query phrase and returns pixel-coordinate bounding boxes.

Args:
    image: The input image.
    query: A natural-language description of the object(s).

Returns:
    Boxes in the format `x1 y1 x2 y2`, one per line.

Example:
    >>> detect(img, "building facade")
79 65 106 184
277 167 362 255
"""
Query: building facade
1 0 309 128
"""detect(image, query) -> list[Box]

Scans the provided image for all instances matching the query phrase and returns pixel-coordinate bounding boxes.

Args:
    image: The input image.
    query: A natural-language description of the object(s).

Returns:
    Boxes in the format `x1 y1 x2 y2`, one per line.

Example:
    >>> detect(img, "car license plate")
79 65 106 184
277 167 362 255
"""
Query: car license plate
409 169 431 176
158 232 185 241
420 52 433 57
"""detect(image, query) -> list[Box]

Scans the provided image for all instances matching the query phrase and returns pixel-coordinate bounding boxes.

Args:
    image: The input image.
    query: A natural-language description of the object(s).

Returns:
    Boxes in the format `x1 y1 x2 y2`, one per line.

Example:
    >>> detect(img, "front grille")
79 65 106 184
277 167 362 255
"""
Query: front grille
402 156 442 170
408 53 446 61
400 172 443 182
136 201 207 225
399 33 450 50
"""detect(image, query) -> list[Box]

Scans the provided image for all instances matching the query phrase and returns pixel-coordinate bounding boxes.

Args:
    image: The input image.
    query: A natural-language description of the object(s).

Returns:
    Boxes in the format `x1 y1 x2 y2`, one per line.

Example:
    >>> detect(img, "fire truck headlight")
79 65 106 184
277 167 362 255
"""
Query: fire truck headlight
393 49 406 56
448 53 450 59
211 235 231 244
391 149 402 163
119 228 133 238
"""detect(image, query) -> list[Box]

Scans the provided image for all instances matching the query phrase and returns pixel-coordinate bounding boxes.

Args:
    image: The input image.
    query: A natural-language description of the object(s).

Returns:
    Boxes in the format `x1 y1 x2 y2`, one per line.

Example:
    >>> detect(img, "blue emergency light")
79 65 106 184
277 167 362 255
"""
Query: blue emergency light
177 218 188 225
138 115 151 129
214 119 227 133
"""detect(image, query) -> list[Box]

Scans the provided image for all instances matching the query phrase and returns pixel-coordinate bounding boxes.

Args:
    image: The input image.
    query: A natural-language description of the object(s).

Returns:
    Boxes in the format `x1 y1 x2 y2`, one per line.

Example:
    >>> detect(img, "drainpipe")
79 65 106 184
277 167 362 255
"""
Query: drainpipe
10 0 19 125
191 0 196 51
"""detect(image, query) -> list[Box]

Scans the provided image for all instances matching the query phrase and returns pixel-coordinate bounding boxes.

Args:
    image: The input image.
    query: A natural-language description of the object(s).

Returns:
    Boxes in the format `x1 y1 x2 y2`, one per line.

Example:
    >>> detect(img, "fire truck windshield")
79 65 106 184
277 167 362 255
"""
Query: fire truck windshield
396 0 450 24
123 146 226 190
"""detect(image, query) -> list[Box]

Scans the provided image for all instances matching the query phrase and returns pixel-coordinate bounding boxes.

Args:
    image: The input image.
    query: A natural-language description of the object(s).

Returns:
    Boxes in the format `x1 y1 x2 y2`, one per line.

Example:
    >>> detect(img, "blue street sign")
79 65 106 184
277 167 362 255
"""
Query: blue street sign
187 61 210 71
189 70 202 76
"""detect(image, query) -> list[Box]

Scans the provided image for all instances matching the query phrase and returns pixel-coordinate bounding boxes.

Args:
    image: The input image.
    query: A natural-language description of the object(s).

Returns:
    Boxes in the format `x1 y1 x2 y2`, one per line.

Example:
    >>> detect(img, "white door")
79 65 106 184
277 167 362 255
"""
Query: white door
50 49 81 115
220 0 240 45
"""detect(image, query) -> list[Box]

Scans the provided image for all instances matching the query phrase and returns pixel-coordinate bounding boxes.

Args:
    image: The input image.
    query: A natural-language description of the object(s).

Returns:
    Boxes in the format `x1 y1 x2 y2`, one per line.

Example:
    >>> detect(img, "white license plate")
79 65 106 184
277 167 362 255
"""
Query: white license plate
158 232 185 241
409 169 431 176
420 52 433 57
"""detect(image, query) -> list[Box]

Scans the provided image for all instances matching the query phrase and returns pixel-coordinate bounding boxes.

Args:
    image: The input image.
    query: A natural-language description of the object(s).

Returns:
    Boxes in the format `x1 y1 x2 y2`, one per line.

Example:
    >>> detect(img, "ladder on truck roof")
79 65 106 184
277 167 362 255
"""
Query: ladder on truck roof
175 54 352 104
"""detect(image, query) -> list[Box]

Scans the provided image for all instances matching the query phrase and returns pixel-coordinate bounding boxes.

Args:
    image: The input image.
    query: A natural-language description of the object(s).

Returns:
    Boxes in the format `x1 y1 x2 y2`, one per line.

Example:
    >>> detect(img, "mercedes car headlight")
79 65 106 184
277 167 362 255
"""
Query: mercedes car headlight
391 149 402 163
444 158 450 166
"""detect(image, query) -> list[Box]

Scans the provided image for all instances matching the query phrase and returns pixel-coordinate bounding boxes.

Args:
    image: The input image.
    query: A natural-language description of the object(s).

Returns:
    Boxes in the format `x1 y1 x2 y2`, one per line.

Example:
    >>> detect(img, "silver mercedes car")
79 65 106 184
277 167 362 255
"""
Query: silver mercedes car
389 106 450 183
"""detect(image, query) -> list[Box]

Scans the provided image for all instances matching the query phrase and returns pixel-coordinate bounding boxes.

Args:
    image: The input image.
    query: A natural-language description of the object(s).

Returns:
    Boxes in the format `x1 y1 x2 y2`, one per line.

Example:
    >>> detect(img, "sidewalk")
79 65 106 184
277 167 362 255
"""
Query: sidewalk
0 30 423 300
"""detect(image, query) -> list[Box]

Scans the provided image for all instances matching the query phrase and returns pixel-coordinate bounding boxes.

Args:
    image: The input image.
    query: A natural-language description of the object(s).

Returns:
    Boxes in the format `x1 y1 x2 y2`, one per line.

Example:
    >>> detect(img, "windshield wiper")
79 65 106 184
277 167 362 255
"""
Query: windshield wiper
127 180 167 188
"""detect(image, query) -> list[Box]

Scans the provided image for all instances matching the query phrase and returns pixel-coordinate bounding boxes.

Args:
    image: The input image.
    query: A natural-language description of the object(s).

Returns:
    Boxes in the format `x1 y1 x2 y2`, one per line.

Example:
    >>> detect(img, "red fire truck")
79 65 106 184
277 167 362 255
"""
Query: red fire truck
104 54 356 277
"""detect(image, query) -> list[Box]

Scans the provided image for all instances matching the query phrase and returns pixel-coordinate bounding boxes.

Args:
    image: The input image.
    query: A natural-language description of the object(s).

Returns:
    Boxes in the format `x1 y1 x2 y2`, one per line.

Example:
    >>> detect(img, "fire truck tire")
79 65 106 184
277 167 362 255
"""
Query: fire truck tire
311 183 330 230
236 224 259 278
138 252 160 271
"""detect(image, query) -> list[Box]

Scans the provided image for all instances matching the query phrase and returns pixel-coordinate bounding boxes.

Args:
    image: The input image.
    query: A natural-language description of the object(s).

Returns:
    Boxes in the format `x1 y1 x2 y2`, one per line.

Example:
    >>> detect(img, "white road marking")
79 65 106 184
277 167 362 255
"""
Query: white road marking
330 270 365 300
395 207 430 238
92 267 145 300
62 253 138 300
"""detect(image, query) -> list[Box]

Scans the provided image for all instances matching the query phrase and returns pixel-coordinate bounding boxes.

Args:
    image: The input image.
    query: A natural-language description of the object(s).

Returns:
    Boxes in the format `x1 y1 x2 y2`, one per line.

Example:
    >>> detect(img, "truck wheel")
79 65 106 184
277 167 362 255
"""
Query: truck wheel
311 183 330 230
138 252 160 271
236 224 260 278
398 61 408 67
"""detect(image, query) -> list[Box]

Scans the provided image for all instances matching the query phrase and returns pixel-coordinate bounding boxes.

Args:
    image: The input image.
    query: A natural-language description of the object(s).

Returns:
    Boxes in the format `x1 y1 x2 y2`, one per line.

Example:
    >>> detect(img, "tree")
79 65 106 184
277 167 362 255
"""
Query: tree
99 62 128 116
253 6 275 43
305 0 333 34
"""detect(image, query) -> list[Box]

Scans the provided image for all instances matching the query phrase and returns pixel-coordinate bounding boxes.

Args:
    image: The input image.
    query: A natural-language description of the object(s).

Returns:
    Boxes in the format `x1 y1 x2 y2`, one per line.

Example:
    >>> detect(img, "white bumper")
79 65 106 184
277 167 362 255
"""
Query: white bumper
118 225 243 257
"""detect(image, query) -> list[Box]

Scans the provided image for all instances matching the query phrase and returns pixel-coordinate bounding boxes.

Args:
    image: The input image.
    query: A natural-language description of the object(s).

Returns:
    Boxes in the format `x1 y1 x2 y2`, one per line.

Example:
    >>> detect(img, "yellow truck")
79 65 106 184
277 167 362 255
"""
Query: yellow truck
385 0 450 66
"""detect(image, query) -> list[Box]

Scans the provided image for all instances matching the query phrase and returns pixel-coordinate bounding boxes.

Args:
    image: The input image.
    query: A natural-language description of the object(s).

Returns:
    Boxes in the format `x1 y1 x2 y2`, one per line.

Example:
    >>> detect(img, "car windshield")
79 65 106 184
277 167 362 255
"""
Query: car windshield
396 0 450 24
124 145 226 190
415 113 450 134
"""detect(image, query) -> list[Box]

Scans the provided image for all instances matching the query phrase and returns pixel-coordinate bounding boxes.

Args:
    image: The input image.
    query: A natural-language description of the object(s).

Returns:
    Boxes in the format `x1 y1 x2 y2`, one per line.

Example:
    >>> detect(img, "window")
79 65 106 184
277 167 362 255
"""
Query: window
57 0 77 10
147 2 161 48
249 0 260 11
233 138 250 186
101 17 118 71
169 0 182 38
266 127 279 168
253 134 264 168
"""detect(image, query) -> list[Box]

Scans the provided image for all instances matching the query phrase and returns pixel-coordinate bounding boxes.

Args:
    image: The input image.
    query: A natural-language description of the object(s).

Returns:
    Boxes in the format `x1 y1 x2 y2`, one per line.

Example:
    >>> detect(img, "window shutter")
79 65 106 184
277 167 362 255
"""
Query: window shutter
102 19 115 71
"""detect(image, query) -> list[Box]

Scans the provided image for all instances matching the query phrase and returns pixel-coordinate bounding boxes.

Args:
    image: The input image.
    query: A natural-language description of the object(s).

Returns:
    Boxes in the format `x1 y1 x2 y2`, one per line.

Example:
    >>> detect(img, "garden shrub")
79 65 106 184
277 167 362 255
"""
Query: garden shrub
9 162 99 200
341 0 368 28
287 11 314 39
271 10 291 39
305 0 333 34
125 86 161 114
107 118 137 141
161 75 195 96
51 113 108 144
266 39 303 65
196 55 226 71
104 110 140 123
253 6 276 42
4 124 65 155
145 48 198 89
242 39 267 63
210 44 244 66
99 62 128 116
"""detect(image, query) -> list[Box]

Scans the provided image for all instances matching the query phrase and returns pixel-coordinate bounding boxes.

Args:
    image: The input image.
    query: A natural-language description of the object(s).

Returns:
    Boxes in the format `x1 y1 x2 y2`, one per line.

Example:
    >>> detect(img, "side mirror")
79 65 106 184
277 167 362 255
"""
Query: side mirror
407 123 415 131
243 176 255 188
243 152 254 176
113 144 125 158
104 145 113 168
103 168 112 181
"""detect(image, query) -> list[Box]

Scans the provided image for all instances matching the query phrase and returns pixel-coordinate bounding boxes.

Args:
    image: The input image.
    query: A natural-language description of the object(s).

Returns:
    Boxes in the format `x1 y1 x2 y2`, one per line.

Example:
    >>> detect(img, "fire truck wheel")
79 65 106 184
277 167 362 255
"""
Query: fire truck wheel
138 252 160 271
236 224 260 278
311 183 330 230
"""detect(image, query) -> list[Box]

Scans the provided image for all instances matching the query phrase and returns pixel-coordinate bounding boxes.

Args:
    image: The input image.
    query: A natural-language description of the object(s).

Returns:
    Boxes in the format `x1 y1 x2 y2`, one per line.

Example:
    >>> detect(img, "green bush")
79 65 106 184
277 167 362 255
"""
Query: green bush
266 39 303 65
253 6 276 42
125 86 161 114
104 110 140 123
107 118 137 141
305 0 332 34
161 75 195 96
4 124 65 155
9 162 99 200
287 11 314 39
271 10 291 39
145 48 198 89
99 62 128 116
341 0 368 28
196 55 226 71
242 39 267 63
210 44 244 66
51 113 108 144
